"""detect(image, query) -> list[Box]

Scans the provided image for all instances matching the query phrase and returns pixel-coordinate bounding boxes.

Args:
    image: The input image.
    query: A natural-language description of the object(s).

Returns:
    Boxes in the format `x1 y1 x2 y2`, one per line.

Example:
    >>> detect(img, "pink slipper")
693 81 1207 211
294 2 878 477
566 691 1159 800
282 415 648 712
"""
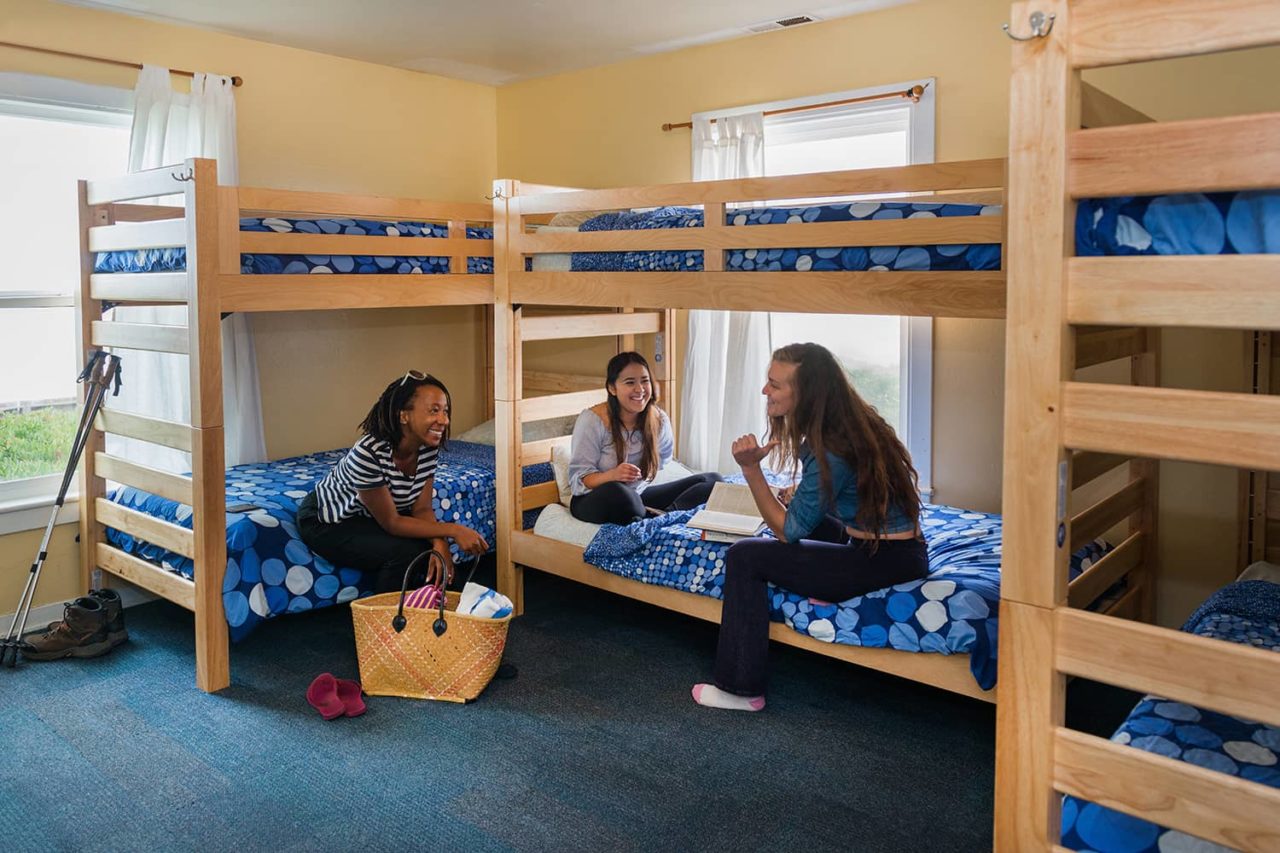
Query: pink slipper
306 673 344 720
336 678 366 717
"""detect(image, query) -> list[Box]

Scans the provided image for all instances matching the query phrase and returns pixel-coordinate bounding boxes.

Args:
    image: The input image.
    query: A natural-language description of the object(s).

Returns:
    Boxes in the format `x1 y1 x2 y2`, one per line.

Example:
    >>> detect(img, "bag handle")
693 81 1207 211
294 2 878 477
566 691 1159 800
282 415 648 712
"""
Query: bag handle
390 550 482 637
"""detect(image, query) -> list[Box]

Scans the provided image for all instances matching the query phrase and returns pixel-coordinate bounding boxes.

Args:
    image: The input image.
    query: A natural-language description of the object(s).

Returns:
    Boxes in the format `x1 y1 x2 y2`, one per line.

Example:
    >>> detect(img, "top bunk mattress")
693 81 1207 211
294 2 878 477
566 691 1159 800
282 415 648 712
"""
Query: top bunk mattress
1077 190 1280 256
94 216 495 276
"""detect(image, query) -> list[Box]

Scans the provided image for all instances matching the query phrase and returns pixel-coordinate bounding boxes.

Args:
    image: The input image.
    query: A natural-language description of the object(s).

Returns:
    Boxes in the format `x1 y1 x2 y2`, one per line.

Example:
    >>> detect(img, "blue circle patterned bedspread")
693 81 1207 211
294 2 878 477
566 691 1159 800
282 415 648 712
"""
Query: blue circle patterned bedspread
1077 190 1280 256
579 498 1110 691
93 216 495 276
1061 580 1280 853
103 440 548 642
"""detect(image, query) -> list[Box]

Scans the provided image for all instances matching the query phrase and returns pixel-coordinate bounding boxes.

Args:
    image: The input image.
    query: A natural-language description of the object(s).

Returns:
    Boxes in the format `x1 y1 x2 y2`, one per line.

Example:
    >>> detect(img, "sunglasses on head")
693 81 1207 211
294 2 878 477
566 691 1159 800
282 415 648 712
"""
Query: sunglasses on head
399 369 427 387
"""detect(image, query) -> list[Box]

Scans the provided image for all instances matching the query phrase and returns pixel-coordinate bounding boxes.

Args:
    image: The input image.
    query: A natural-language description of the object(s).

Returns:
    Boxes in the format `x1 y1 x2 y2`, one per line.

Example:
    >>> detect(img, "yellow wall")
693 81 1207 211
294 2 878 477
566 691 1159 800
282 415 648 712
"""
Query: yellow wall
0 0 497 612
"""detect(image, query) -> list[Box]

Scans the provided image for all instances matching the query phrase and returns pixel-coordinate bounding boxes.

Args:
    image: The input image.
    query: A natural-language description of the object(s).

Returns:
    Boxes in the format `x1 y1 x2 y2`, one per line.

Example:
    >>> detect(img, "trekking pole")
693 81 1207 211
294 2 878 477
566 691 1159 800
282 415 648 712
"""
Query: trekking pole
1 351 122 668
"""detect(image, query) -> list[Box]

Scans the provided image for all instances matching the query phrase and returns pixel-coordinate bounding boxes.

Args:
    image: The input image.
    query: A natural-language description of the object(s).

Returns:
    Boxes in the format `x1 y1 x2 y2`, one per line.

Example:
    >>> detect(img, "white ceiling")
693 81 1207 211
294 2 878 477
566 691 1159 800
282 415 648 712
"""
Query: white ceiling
57 0 915 85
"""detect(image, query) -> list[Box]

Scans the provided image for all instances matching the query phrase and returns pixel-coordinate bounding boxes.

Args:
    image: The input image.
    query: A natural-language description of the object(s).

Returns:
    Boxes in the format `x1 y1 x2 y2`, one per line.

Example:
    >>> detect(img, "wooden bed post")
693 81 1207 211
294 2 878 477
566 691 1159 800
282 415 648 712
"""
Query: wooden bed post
493 179 525 615
76 183 109 594
994 0 1075 848
186 158 229 693
1130 329 1160 624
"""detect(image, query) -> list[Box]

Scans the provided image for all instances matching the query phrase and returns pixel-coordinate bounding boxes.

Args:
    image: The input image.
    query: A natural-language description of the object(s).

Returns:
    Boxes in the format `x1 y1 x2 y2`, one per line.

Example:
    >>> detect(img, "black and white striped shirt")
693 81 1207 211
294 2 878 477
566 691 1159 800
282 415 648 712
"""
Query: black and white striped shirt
314 435 438 524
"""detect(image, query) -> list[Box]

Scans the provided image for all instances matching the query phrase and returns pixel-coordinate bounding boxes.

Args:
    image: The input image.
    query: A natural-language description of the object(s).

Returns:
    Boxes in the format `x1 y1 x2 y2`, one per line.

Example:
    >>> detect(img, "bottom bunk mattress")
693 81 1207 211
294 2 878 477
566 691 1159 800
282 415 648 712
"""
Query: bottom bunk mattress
1061 579 1280 853
103 440 551 641
537 501 1110 690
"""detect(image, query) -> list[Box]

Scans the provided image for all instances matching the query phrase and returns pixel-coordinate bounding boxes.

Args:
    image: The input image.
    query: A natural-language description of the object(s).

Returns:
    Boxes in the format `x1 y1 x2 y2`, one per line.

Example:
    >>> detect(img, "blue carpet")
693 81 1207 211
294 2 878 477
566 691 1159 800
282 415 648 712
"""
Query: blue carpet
2 568 1004 852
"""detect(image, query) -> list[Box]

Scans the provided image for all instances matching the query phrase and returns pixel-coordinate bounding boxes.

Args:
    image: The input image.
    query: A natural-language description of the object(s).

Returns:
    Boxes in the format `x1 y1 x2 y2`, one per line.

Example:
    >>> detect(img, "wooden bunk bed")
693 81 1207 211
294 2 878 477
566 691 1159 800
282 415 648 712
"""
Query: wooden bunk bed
491 158 1157 703
76 158 498 692
996 0 1280 848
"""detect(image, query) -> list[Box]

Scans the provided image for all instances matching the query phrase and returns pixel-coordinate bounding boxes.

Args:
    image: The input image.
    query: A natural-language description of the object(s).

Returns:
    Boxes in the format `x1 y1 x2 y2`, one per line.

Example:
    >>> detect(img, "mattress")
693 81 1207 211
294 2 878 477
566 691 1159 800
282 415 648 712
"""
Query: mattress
93 216 495 276
529 201 1002 273
1061 579 1280 853
539 494 1110 690
1076 190 1280 256
102 439 551 641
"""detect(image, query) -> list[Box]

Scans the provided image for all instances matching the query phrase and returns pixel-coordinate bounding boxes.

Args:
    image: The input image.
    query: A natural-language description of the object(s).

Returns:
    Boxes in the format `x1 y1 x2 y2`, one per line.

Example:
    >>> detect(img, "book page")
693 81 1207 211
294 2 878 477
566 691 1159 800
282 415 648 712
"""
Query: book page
687 509 764 536
704 482 762 518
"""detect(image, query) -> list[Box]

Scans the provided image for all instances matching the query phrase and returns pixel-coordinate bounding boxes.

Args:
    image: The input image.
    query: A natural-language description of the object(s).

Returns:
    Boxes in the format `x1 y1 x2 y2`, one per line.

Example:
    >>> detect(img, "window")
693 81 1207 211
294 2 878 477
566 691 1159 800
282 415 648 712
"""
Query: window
0 74 131 517
751 79 936 493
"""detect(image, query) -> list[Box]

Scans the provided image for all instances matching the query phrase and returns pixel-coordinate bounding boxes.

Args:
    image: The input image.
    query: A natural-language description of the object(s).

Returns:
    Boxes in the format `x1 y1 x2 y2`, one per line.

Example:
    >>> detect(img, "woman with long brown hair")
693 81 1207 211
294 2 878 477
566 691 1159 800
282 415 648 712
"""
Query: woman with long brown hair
568 351 721 525
692 342 926 711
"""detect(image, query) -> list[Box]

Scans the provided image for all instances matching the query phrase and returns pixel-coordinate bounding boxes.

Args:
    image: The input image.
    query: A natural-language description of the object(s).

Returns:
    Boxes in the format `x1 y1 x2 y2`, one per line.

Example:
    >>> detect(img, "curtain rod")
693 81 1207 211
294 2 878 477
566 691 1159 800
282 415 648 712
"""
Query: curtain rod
0 40 243 87
662 83 925 132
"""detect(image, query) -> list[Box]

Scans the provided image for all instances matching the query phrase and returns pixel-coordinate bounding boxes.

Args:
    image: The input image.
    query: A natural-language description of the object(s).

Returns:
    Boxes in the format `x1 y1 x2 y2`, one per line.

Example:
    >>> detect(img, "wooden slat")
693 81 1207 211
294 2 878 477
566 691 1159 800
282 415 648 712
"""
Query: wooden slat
1074 327 1144 368
1067 531 1143 609
509 531 993 702
522 311 661 341
521 370 599 393
519 388 607 422
238 232 490 258
236 186 492 222
516 159 1006 214
511 270 1006 318
90 272 189 303
517 216 1003 253
521 435 570 468
1070 478 1144 551
91 320 189 354
1063 382 1280 471
95 498 195 559
1071 450 1128 489
217 276 495 312
94 451 193 505
1070 255 1280 330
520 481 560 510
1057 608 1280 727
1055 727 1280 851
106 202 185 222
95 543 195 610
1071 0 1280 69
88 218 186 252
86 166 186 205
96 409 192 452
1070 112 1280 198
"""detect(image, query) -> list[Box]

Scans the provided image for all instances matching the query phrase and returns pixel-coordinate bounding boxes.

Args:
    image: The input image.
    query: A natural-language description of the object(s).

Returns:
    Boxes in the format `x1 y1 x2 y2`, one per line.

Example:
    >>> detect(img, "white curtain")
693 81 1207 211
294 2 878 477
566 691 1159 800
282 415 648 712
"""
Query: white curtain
680 112 772 473
110 66 264 471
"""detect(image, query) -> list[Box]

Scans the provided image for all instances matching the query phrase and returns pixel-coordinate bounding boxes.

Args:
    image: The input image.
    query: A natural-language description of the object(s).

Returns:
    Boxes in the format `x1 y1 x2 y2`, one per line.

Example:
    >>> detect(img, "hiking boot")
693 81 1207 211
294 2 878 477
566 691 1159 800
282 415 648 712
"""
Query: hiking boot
23 597 112 661
89 588 128 648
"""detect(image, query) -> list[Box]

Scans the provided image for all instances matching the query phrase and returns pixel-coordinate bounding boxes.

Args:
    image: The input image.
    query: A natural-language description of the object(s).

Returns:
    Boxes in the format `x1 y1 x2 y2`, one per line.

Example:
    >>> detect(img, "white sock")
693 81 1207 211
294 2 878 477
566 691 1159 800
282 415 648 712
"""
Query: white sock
691 683 765 712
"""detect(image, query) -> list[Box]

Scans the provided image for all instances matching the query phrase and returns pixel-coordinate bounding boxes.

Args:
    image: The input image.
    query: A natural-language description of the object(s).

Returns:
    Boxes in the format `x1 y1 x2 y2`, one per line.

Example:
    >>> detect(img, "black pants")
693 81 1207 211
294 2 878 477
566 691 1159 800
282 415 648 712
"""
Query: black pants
297 491 438 594
714 516 928 696
569 472 723 525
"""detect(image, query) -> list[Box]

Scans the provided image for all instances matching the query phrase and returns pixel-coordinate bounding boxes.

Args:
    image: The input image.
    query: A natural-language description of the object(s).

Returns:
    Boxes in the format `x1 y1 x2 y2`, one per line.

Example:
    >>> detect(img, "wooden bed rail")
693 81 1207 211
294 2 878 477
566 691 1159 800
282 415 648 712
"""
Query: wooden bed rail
85 164 189 205
1070 0 1280 69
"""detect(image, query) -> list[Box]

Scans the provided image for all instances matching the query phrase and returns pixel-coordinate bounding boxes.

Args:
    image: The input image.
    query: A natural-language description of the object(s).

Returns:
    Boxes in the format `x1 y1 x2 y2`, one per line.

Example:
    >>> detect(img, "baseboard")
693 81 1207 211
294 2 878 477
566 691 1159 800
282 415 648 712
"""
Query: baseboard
0 584 156 636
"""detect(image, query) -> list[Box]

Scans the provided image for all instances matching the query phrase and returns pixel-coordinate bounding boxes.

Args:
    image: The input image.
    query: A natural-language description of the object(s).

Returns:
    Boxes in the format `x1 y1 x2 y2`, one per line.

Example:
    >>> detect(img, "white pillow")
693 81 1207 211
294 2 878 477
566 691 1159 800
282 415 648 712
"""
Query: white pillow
550 443 696 507
455 415 577 446
1238 560 1280 585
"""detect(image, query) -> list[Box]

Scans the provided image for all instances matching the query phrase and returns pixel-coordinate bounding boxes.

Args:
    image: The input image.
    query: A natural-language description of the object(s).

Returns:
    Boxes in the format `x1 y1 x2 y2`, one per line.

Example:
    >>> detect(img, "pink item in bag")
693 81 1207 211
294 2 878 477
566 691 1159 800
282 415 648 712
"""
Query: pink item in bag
403 584 443 611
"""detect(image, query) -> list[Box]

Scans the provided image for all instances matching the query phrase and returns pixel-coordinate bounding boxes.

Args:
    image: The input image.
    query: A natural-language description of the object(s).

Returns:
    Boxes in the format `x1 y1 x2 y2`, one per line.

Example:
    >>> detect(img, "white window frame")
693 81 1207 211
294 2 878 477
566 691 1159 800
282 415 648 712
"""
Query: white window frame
0 74 132 532
706 78 936 495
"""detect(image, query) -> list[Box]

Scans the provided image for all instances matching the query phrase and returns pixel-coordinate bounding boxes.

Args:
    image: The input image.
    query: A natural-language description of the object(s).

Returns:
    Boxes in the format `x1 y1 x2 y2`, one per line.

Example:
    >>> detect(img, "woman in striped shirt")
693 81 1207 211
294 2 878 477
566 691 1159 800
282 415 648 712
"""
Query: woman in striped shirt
297 371 488 593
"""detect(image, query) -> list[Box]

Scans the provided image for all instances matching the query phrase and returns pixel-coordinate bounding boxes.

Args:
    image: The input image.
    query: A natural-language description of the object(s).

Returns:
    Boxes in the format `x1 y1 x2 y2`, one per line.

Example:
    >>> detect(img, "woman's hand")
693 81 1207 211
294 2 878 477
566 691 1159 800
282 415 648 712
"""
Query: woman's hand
611 462 643 483
776 484 797 506
429 540 456 587
449 524 489 557
731 435 778 469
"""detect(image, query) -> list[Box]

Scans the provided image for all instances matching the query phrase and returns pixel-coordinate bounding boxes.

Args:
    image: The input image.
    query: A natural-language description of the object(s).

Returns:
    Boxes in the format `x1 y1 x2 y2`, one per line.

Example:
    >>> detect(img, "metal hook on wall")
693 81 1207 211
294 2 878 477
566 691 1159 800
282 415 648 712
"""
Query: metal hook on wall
1002 10 1055 41
485 187 506 201
170 168 195 182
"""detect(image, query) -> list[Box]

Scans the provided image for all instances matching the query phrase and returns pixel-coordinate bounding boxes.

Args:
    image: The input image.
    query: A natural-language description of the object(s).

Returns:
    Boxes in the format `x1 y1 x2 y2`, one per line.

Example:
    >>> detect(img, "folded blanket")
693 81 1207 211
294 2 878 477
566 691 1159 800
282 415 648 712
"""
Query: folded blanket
459 582 513 619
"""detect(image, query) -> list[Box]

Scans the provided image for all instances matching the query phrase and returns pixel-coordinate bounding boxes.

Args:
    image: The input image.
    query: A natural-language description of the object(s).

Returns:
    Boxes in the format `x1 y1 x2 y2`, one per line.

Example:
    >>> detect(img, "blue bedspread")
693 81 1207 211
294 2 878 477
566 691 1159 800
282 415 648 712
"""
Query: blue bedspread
581 501 1109 690
93 216 495 276
103 440 549 641
1077 190 1280 256
567 202 1002 273
1061 580 1280 852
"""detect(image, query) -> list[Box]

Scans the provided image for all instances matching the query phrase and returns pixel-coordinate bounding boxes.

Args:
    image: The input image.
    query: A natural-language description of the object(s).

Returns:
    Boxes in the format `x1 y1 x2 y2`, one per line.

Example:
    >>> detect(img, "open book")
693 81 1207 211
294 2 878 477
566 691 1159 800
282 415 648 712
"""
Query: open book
687 482 766 542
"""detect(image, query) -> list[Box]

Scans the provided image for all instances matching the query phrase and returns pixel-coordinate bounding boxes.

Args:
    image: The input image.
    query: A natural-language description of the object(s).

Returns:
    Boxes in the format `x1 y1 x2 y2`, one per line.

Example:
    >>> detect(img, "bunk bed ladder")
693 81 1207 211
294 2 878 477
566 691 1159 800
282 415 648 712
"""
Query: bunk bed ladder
997 1 1280 849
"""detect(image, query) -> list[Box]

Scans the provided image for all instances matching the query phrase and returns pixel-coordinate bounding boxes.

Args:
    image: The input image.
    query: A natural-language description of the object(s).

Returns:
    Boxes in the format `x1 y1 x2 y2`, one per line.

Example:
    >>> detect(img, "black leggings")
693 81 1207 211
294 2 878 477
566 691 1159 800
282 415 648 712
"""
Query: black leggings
569 472 723 525
297 491 439 594
714 515 928 696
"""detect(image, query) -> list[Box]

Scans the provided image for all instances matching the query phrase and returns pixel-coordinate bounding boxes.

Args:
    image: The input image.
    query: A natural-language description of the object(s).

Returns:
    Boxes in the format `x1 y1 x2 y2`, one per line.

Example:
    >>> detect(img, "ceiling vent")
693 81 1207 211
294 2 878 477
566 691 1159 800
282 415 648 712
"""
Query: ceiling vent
745 14 821 34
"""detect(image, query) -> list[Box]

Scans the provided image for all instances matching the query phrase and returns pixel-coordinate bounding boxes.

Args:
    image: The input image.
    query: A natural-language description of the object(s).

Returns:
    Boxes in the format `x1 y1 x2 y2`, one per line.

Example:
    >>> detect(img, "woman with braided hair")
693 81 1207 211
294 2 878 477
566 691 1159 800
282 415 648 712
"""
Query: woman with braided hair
297 371 487 593
692 343 926 712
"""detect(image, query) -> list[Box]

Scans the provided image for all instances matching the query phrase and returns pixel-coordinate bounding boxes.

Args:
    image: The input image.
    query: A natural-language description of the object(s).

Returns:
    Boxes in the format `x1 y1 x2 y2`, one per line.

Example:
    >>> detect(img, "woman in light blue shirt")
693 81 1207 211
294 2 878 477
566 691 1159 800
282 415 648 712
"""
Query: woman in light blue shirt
692 342 926 712
568 352 721 525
